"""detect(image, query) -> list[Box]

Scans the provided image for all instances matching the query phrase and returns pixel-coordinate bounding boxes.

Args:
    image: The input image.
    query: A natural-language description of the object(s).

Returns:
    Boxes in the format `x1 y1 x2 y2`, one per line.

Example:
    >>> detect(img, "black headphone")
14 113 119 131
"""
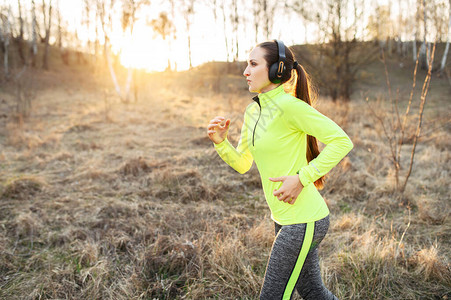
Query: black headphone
268 39 286 84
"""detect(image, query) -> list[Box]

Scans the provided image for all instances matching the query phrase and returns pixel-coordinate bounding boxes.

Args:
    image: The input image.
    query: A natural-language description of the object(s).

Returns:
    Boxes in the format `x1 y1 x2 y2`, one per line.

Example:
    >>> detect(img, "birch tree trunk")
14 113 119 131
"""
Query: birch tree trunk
98 0 122 99
84 0 95 65
183 0 194 68
413 0 419 62
98 0 143 102
16 0 26 65
43 0 53 70
104 37 122 98
168 0 176 71
253 0 261 45
30 0 38 67
419 0 428 69
56 0 69 65
186 19 192 68
94 18 99 67
220 0 230 62
56 0 62 48
230 0 239 61
5 13 10 78
397 0 402 56
0 8 11 78
262 0 270 40
440 0 451 71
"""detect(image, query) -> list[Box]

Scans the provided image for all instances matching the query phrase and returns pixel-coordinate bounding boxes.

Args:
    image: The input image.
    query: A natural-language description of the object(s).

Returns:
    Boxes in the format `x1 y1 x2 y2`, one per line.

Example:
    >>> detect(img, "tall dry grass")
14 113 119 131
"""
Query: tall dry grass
0 61 450 299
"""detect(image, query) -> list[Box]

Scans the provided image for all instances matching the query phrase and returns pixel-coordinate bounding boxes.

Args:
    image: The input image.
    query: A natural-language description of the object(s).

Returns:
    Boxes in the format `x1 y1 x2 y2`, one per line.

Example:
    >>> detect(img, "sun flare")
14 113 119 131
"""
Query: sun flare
119 21 172 72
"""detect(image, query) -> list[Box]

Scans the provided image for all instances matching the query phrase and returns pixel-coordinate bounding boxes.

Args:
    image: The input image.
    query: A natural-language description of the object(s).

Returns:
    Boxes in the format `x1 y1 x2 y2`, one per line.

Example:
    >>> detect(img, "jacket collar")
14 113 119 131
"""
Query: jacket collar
252 85 285 107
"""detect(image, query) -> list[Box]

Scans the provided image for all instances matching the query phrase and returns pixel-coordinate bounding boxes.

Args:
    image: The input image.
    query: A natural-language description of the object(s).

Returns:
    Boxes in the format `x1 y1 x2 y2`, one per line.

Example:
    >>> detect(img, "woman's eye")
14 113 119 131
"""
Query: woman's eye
251 62 257 66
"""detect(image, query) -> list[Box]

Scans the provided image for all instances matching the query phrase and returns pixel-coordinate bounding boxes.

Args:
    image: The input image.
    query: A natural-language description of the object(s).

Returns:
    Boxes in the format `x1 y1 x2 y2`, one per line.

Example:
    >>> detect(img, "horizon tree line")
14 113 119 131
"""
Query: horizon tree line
0 0 449 101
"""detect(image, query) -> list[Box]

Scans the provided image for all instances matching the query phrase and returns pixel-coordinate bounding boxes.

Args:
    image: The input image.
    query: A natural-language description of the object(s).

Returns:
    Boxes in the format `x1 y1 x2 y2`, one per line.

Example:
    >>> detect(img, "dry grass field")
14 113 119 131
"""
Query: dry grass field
0 57 450 299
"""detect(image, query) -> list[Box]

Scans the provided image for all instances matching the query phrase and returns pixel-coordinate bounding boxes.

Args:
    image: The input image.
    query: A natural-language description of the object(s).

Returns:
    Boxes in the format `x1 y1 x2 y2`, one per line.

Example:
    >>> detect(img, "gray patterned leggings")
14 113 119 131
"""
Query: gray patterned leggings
260 215 338 300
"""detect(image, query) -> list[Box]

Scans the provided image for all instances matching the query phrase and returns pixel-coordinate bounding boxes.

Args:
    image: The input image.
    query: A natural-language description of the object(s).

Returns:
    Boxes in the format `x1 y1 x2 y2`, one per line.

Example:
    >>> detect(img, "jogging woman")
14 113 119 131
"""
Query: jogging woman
207 40 352 300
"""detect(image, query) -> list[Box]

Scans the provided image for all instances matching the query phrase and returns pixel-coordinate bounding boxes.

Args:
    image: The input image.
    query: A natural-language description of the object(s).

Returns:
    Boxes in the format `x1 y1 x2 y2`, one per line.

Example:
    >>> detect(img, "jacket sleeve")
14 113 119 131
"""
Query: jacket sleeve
283 99 353 187
213 112 254 174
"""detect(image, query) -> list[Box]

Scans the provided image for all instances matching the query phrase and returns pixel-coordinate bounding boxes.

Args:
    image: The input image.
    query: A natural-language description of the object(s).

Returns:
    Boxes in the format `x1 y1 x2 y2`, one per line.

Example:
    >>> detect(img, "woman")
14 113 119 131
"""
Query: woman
207 40 352 300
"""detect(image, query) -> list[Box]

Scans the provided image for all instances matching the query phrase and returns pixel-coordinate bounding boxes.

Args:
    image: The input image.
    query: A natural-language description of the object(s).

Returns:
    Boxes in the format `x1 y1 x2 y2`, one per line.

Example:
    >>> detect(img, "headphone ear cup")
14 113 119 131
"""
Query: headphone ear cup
268 62 279 83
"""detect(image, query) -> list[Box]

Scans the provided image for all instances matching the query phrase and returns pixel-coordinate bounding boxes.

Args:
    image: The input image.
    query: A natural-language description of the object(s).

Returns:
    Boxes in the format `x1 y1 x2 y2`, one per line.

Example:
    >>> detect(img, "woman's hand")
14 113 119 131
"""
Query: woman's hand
269 175 304 205
207 116 231 144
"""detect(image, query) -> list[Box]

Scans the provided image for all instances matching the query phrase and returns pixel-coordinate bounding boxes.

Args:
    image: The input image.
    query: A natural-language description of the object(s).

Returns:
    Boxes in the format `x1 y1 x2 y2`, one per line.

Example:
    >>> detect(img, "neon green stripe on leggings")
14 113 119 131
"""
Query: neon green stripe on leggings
283 222 314 300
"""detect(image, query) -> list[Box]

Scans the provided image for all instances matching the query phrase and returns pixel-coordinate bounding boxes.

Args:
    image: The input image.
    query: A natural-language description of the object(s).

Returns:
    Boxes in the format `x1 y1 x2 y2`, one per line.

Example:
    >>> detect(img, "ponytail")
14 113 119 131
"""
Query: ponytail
293 64 325 190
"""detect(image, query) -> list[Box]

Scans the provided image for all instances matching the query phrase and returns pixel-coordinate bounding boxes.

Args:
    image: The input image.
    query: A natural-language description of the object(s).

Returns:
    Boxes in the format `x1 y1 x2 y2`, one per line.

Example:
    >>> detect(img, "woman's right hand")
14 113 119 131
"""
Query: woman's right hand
207 116 231 144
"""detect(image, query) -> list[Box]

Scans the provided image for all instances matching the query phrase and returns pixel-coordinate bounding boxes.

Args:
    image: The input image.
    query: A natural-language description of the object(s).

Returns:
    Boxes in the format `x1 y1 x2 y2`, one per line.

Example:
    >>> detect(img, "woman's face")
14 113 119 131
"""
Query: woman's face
243 47 277 93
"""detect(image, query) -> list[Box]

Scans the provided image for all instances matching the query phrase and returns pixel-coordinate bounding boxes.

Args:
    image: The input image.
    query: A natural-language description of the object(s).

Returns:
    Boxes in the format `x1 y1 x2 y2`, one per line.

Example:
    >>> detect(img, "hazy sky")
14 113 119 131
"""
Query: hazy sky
53 0 400 71
57 0 308 71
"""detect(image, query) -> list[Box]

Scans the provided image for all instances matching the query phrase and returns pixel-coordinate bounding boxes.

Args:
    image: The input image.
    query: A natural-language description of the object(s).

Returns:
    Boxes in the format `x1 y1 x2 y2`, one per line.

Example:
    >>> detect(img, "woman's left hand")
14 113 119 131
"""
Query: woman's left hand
269 175 304 205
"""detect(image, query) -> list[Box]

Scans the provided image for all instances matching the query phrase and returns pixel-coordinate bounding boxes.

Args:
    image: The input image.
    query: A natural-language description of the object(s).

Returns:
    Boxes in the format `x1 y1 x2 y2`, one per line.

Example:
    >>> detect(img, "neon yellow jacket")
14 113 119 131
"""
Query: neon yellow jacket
213 85 353 225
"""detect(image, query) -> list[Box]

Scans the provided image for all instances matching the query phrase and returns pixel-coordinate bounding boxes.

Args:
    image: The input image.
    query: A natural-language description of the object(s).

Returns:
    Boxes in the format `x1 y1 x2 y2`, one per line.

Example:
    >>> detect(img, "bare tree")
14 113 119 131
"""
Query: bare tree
292 0 377 101
182 0 195 68
30 0 38 67
440 0 451 72
366 4 391 49
97 0 121 97
396 0 403 56
0 6 12 79
94 4 100 67
55 0 62 48
15 0 26 65
42 0 52 70
83 0 93 64
261 0 275 40
252 0 261 44
419 0 428 69
428 0 449 43
387 2 394 54
251 0 275 42
100 0 124 98
54 0 69 65
14 66 36 125
368 44 436 198
97 0 147 102
289 0 318 43
168 0 177 70
230 0 240 61
149 12 174 71
219 0 230 62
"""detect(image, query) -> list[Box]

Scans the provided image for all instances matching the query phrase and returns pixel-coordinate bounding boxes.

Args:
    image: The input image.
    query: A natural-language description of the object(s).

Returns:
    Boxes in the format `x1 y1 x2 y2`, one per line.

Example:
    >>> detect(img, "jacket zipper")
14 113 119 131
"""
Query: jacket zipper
252 96 261 147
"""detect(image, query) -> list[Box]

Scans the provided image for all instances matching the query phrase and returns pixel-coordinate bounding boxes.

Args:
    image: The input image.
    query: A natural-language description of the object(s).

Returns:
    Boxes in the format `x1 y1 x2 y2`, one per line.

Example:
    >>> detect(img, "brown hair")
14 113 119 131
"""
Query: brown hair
257 41 325 189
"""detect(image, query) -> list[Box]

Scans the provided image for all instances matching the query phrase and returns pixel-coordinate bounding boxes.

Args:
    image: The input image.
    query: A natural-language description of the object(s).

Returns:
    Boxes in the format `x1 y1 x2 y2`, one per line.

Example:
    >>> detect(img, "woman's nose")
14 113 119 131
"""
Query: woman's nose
243 66 250 76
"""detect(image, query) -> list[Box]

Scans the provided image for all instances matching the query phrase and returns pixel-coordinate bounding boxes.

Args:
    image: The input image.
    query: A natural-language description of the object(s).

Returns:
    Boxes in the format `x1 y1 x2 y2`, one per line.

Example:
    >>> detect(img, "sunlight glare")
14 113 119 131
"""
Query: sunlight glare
120 21 169 72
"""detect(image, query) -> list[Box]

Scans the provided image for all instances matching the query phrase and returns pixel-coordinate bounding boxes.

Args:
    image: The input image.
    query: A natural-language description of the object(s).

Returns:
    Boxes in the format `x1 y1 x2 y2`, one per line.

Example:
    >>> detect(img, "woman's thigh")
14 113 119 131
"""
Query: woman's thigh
260 216 330 300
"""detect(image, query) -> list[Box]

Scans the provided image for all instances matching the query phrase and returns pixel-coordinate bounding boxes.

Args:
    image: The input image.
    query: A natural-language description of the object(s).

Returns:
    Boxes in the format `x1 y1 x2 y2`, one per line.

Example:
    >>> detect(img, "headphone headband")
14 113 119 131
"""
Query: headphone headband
275 40 286 61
